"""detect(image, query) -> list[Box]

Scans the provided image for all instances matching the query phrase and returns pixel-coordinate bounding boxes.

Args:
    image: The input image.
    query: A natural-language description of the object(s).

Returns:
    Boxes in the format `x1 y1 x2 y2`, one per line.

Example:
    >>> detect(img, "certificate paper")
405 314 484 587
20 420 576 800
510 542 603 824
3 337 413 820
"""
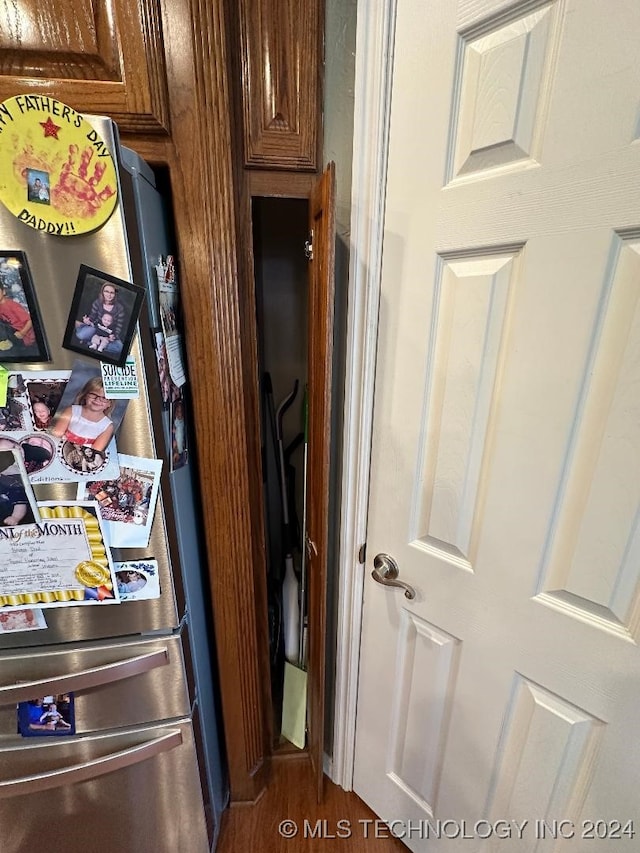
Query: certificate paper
0 503 120 610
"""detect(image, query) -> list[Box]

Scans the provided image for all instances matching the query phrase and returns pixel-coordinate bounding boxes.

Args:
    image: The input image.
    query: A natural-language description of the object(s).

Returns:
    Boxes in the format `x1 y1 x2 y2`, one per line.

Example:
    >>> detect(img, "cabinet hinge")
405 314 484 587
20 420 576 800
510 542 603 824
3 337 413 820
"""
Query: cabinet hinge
358 543 367 565
304 231 314 261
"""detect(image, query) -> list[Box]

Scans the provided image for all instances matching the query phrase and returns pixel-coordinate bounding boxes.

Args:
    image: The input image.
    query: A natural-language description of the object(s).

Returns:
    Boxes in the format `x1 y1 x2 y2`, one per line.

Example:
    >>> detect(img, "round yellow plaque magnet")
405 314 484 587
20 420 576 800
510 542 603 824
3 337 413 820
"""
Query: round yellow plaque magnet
0 95 118 235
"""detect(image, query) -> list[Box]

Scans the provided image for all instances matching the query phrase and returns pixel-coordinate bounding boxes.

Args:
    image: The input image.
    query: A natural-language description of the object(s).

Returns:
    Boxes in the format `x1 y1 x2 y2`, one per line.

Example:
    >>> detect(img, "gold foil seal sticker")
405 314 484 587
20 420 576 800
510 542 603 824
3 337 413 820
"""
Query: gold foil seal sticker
75 560 110 588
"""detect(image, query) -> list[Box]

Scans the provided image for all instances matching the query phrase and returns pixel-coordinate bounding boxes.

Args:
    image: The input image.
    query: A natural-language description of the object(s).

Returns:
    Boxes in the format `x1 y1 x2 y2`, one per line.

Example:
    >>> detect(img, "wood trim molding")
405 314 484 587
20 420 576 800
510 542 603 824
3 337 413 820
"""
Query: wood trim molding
331 0 396 790
248 170 316 199
153 0 270 802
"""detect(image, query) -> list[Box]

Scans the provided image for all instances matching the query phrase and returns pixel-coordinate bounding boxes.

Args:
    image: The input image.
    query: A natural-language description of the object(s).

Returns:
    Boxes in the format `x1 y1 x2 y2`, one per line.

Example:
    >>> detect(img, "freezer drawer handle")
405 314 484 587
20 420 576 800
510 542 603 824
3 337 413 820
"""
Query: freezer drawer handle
0 729 183 799
0 648 170 705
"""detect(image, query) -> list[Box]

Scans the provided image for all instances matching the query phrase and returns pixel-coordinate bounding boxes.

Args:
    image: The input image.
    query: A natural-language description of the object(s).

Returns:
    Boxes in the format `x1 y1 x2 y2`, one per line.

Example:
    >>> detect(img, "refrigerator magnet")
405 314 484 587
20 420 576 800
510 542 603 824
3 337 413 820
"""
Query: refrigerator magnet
0 368 122 485
155 255 186 388
0 251 51 363
101 356 140 400
0 502 121 610
77 453 163 549
17 692 76 737
0 95 118 236
63 265 145 368
171 393 188 471
113 560 161 601
24 375 69 430
153 330 172 408
0 608 47 633
0 445 40 527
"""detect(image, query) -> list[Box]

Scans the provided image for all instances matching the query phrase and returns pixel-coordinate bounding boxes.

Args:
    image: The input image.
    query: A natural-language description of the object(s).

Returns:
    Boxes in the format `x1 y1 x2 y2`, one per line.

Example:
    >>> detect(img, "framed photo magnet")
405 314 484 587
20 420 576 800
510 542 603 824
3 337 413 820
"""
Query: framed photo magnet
0 252 50 363
63 265 145 368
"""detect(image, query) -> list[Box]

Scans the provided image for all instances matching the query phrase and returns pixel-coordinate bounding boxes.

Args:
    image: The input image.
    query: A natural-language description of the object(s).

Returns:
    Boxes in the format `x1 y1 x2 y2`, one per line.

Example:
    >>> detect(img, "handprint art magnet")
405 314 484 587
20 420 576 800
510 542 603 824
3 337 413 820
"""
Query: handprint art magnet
0 96 118 236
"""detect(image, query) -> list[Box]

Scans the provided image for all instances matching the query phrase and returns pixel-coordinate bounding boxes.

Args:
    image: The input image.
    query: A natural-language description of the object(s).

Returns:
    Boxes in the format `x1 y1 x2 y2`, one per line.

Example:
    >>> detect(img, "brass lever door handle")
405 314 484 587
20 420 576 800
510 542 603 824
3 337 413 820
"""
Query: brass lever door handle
371 553 416 600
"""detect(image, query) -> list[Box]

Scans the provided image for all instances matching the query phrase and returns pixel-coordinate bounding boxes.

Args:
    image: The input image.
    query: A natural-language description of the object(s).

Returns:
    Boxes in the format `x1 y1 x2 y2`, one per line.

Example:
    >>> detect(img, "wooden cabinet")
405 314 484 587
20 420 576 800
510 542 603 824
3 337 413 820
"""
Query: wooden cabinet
0 0 329 806
0 0 169 134
237 0 323 171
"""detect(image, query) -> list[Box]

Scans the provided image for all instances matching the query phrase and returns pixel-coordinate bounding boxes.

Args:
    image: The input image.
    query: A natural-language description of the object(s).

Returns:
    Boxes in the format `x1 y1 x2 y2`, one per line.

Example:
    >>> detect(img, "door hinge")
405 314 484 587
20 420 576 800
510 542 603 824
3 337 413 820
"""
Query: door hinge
358 543 367 564
304 231 314 261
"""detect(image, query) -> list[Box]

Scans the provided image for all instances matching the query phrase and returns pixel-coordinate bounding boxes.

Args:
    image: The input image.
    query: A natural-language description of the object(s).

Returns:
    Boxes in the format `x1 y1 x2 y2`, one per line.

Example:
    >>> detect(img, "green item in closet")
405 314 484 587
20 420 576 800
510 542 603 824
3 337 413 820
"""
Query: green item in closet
281 660 307 749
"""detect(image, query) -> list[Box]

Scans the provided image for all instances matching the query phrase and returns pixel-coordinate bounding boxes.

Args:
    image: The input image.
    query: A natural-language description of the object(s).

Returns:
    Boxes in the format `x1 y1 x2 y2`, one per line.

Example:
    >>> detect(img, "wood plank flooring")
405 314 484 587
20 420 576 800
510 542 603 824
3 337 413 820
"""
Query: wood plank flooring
216 756 405 852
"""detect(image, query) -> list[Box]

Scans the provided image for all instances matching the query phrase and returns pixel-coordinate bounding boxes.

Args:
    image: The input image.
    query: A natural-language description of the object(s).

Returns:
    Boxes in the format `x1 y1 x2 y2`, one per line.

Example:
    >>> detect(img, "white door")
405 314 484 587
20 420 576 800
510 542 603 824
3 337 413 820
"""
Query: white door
354 0 640 849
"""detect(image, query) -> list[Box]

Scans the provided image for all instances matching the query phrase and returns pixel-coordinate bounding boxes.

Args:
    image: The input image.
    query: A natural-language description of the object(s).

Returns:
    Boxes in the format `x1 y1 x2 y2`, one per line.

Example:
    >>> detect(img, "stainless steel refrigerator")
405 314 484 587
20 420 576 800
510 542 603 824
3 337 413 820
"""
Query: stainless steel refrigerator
0 117 227 852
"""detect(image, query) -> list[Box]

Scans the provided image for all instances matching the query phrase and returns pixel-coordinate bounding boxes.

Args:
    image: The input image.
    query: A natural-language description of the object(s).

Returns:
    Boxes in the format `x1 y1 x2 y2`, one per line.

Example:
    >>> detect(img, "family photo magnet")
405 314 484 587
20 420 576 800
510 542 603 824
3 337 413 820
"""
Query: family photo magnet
0 95 118 235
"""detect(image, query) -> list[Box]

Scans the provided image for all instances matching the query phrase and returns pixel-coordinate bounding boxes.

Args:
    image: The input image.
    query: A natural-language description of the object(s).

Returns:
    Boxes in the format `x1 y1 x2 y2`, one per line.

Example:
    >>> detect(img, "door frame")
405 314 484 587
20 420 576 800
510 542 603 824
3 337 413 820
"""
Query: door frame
331 0 397 789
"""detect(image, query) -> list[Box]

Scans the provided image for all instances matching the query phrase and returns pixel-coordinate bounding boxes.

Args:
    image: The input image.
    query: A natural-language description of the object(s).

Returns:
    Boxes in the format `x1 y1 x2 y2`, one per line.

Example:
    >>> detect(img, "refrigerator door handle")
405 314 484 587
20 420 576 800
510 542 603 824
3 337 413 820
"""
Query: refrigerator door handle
0 648 170 705
0 729 183 798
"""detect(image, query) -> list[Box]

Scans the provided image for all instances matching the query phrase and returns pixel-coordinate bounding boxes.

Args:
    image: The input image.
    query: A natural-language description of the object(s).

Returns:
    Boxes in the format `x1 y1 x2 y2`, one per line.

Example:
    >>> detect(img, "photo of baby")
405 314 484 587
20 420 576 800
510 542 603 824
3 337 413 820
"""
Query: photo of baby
18 693 76 737
26 378 68 431
116 569 147 594
89 312 116 351
0 447 39 527
26 169 51 205
0 608 46 633
112 560 160 602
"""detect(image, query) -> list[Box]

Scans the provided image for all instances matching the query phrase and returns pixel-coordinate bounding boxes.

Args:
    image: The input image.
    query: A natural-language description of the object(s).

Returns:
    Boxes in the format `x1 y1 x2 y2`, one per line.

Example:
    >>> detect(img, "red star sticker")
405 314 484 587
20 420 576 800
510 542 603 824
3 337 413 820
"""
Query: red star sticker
40 116 61 139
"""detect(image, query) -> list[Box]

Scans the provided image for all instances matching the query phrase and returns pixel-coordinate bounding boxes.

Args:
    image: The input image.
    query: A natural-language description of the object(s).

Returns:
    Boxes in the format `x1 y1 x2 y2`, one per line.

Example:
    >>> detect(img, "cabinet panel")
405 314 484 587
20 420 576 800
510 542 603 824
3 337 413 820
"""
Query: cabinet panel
238 0 322 171
0 0 169 134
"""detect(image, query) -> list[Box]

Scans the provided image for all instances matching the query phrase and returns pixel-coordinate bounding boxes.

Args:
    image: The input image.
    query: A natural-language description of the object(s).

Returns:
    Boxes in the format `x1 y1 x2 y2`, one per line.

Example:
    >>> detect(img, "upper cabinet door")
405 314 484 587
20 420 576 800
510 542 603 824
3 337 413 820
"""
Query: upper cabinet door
306 161 335 801
238 0 322 171
0 0 170 134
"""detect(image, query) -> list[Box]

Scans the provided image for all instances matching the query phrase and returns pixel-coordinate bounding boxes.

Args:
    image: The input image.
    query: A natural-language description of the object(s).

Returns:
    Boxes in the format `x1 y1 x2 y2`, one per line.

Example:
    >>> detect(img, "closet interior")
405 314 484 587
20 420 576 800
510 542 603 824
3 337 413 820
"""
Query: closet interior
252 195 311 754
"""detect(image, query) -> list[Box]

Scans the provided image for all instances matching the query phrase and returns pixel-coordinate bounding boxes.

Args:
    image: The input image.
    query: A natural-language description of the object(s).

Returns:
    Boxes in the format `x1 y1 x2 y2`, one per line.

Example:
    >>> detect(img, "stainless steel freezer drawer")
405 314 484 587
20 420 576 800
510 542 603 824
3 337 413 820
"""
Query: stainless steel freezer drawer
0 719 209 853
0 634 191 737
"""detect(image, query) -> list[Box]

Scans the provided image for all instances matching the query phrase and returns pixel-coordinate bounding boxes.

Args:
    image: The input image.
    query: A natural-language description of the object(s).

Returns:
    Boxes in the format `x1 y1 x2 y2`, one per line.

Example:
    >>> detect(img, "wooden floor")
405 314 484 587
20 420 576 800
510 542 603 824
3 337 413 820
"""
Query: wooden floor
216 756 405 852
